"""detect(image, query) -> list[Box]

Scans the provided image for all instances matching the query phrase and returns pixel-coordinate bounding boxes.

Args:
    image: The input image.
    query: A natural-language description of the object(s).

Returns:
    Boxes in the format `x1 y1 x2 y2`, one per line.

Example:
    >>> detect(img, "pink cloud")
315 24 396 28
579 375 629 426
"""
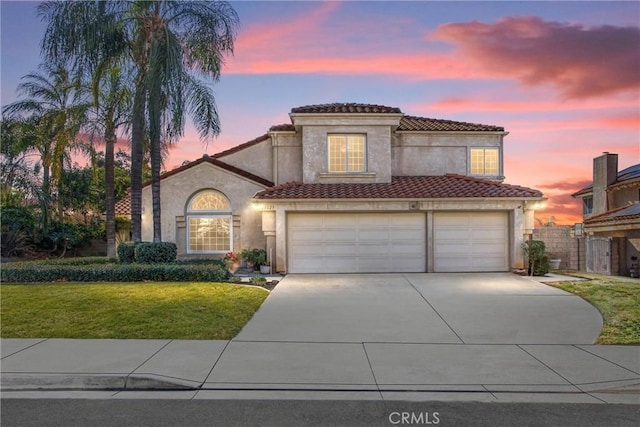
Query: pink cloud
536 179 592 192
597 112 640 129
431 16 640 99
225 2 493 80
228 54 490 79
424 97 639 114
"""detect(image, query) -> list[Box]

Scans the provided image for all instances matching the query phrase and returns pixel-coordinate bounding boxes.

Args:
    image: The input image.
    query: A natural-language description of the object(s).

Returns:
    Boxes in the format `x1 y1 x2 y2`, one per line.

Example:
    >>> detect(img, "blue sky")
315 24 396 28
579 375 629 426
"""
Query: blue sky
1 1 639 224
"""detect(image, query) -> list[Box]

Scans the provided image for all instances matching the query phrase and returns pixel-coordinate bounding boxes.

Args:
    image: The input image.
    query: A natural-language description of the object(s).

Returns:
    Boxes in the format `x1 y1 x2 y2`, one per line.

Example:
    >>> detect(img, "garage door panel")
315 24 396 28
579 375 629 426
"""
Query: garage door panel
288 213 425 273
434 212 508 272
358 229 389 240
389 228 424 239
324 230 358 241
324 216 357 226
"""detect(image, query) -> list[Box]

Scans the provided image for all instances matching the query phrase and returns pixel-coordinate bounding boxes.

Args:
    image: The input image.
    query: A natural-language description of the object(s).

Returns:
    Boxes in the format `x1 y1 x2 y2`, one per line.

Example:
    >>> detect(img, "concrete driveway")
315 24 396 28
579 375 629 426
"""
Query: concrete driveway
236 273 603 344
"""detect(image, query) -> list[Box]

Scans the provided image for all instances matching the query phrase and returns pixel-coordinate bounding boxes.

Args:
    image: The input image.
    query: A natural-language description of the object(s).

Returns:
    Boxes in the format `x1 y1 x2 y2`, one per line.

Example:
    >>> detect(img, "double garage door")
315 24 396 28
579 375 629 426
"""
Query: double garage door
287 212 508 273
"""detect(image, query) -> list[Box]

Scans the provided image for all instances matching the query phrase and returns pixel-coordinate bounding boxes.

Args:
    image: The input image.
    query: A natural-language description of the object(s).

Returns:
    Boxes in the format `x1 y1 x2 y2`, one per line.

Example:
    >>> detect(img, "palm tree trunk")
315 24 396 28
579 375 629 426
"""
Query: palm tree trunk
150 134 162 243
105 129 116 258
149 80 162 243
41 163 51 234
130 78 146 243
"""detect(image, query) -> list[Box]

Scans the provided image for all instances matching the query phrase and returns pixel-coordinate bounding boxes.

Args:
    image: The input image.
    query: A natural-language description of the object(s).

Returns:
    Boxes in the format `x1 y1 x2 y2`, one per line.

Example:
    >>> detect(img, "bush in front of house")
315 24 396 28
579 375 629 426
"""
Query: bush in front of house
1 261 228 283
117 242 137 263
523 240 550 276
17 256 118 266
134 242 177 263
116 242 178 264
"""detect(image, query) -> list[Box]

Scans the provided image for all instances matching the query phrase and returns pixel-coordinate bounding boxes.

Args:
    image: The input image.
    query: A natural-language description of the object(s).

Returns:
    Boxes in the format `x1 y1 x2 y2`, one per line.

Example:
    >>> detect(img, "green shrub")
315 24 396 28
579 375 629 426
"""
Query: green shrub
1 262 228 283
1 205 36 257
134 242 177 264
117 242 136 263
535 254 551 276
523 240 550 276
250 276 267 285
6 257 116 267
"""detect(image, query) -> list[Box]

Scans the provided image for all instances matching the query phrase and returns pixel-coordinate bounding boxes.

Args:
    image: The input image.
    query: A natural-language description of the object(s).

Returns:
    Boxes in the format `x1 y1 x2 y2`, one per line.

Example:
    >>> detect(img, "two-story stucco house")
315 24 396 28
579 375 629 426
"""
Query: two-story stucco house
572 153 640 276
141 103 544 273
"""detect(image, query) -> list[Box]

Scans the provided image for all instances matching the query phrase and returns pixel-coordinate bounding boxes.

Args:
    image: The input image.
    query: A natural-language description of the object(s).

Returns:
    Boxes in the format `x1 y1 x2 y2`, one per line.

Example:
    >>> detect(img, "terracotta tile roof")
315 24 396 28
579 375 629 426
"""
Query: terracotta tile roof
212 134 270 158
291 103 402 114
254 175 543 200
584 203 640 225
143 156 274 188
114 190 130 216
269 123 296 132
399 115 504 132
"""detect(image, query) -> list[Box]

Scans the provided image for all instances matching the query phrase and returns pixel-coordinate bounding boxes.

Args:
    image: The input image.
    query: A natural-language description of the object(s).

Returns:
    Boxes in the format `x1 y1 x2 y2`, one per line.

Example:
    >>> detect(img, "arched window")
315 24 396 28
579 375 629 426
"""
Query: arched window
186 190 232 253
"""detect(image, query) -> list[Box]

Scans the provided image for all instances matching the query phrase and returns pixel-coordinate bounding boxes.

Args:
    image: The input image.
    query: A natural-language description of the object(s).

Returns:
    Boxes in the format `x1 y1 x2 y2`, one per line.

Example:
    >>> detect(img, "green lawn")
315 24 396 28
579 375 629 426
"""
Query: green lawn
0 282 268 340
548 272 640 345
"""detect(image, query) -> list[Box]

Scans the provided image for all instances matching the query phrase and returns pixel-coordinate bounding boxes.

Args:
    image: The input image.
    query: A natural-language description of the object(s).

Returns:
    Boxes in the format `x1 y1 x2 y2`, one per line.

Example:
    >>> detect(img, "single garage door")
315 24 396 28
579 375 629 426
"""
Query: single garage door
288 213 425 273
434 212 509 272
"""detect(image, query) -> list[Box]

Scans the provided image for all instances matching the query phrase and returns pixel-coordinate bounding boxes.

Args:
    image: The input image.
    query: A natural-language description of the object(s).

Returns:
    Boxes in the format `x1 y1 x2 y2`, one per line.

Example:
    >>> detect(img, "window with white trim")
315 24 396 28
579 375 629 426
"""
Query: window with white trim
186 190 232 253
470 148 499 176
328 134 366 173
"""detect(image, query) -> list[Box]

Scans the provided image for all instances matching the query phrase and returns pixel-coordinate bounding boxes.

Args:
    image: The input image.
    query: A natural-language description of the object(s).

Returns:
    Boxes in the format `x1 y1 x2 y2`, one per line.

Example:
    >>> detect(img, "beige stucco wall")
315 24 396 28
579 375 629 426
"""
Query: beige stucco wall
215 138 273 182
301 125 393 183
612 185 639 208
271 132 303 185
392 132 505 178
141 162 267 257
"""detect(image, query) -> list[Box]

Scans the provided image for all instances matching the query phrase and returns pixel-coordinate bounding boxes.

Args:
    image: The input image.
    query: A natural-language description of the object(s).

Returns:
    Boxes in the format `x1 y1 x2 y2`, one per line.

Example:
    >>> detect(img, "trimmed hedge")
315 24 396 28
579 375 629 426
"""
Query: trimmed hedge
1 262 228 283
135 242 177 263
4 257 118 267
117 242 178 263
117 242 136 263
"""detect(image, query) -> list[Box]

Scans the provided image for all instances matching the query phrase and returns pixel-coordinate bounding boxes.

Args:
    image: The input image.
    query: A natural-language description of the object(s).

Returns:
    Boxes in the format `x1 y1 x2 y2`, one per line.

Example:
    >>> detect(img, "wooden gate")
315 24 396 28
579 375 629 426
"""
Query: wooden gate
586 237 611 274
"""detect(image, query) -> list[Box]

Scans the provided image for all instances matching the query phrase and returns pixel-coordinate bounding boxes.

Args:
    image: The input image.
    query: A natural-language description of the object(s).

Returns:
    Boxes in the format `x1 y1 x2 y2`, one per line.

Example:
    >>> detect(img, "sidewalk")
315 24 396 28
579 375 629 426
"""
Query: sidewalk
2 338 639 403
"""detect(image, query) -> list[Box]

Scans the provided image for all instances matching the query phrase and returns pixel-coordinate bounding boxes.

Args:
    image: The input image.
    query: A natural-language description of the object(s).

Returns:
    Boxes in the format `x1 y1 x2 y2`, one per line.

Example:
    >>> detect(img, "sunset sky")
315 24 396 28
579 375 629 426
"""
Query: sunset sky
1 1 639 225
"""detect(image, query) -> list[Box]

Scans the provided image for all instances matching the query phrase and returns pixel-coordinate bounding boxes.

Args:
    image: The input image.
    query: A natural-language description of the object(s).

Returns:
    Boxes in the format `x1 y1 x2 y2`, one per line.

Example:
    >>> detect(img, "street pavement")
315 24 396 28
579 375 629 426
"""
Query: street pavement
1 273 639 404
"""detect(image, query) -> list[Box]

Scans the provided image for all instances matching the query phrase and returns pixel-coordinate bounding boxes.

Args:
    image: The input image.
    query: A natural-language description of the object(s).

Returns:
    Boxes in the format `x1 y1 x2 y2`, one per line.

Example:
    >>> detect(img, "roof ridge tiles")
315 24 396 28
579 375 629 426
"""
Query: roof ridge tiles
291 103 402 114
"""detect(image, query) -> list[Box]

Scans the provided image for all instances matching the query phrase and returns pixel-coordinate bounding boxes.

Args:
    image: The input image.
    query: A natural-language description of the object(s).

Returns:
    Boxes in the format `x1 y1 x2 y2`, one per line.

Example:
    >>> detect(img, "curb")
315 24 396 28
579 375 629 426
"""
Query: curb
1 374 198 391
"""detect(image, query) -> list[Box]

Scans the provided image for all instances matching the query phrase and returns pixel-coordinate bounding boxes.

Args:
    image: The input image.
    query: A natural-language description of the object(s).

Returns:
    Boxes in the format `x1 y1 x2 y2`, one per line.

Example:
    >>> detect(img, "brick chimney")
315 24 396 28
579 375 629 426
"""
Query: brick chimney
592 152 618 215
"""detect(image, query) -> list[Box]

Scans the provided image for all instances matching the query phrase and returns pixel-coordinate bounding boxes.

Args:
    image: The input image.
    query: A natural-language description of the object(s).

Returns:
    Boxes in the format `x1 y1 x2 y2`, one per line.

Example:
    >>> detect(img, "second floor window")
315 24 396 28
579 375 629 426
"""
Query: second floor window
328 134 366 173
583 197 593 215
470 148 499 176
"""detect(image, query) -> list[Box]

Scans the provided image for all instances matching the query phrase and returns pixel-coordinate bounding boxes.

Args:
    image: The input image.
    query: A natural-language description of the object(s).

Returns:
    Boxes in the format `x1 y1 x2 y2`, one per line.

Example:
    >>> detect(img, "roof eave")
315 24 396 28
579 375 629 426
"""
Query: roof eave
252 196 545 203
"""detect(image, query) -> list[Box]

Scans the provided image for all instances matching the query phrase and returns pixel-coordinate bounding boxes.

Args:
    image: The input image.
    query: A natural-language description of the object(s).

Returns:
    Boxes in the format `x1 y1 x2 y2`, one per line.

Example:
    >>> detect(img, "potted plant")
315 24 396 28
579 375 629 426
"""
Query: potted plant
240 248 268 272
239 249 255 269
223 251 240 273
252 248 270 274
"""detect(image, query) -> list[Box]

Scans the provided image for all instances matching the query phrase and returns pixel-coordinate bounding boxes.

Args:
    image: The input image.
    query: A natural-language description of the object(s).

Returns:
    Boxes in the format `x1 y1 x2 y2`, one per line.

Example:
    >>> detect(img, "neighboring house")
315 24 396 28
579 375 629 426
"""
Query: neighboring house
141 103 544 273
572 153 640 276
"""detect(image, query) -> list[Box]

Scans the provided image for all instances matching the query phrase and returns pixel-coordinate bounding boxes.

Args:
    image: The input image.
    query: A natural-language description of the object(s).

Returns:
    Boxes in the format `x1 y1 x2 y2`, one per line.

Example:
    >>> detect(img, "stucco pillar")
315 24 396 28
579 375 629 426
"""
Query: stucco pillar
513 202 537 269
175 216 186 256
232 214 241 254
261 211 277 271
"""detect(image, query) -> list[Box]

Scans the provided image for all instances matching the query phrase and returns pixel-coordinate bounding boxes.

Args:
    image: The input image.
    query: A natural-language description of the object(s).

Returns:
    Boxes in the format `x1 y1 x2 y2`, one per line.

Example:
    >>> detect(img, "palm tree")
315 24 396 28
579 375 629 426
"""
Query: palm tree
88 65 133 258
39 1 239 243
2 62 89 228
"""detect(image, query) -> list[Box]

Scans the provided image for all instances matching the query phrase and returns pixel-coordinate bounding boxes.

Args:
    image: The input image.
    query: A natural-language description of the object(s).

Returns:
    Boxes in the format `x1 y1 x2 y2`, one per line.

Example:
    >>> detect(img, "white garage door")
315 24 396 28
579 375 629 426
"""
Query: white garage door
434 212 509 272
288 213 425 273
